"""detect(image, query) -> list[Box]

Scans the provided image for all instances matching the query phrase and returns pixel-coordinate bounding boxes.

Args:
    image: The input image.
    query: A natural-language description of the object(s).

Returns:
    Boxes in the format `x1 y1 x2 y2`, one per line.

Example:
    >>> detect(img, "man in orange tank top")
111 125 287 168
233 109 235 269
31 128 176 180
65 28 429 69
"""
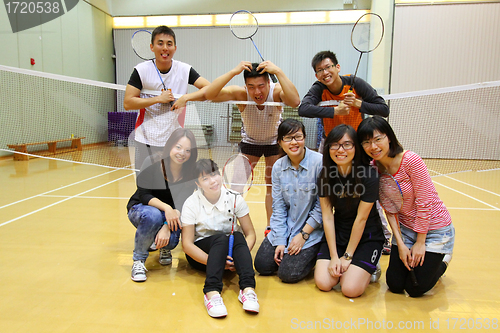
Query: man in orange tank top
298 50 389 137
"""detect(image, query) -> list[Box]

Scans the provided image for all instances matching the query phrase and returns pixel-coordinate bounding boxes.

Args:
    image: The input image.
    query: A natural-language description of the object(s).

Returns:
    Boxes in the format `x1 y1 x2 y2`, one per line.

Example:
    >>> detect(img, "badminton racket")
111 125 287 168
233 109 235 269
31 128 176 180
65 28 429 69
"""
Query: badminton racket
230 10 277 83
221 154 254 261
378 173 402 214
348 12 384 93
378 173 418 286
131 29 169 93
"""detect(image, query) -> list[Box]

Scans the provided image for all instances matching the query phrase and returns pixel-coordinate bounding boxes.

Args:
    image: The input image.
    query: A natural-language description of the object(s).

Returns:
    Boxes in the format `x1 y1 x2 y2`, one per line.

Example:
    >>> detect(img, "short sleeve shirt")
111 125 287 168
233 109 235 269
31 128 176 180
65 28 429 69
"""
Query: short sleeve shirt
181 189 250 242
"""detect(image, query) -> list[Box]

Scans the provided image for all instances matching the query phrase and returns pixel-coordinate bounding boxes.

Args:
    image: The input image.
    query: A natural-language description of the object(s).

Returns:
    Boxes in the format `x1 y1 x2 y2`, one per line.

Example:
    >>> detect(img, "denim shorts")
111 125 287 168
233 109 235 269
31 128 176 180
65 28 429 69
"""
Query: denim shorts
395 223 455 254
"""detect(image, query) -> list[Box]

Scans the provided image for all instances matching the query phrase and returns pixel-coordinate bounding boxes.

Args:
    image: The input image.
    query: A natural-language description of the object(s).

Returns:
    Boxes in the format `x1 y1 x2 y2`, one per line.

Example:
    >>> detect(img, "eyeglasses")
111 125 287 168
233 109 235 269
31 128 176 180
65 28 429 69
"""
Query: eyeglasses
282 134 305 142
361 135 387 148
315 64 335 76
330 141 354 151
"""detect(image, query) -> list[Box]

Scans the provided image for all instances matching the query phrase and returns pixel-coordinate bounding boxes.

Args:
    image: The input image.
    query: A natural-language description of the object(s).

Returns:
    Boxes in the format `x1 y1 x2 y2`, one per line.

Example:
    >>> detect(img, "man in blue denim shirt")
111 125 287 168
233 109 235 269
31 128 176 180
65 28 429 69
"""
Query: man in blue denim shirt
254 119 323 283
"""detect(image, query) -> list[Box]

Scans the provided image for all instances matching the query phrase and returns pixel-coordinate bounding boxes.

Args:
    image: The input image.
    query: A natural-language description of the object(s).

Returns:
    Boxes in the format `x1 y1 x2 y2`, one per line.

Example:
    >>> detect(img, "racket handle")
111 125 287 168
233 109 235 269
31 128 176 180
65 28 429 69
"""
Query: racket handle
410 268 419 287
228 234 234 260
167 88 174 109
270 74 277 83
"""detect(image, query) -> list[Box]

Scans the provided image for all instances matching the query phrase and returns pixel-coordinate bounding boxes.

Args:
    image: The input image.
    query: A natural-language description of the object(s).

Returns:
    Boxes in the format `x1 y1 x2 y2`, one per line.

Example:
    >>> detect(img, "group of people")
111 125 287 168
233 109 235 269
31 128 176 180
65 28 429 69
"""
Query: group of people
123 25 455 318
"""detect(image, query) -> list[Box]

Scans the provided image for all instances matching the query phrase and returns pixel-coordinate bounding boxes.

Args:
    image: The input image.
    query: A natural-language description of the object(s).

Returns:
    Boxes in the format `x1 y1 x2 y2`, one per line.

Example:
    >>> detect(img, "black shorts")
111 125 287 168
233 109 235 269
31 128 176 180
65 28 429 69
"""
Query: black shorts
239 142 280 157
316 239 383 274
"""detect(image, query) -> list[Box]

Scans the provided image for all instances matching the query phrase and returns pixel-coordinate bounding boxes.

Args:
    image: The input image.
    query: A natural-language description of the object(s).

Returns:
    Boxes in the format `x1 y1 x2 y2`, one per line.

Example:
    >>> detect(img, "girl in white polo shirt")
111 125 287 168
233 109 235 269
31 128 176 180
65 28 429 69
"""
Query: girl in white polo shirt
181 159 259 318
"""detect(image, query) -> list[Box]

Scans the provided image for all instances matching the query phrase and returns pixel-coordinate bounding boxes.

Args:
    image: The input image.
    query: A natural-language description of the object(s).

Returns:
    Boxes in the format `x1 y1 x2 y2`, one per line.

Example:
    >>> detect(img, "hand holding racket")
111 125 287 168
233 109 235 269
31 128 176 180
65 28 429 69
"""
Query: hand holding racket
256 60 281 82
230 10 277 83
378 173 419 286
348 13 384 93
222 154 254 261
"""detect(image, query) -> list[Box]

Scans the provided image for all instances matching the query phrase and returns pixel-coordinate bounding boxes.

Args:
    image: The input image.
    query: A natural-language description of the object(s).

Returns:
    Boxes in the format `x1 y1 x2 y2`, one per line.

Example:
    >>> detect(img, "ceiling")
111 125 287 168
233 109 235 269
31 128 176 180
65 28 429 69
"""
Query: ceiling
85 0 372 16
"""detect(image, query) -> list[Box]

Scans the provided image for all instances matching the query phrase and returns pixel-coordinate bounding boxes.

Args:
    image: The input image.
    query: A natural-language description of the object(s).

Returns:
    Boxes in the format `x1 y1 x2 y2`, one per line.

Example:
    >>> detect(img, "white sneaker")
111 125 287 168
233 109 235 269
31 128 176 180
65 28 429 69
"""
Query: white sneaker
443 254 452 266
238 289 260 313
131 260 147 282
204 294 227 318
159 248 172 265
370 263 382 283
148 242 157 252
441 254 452 278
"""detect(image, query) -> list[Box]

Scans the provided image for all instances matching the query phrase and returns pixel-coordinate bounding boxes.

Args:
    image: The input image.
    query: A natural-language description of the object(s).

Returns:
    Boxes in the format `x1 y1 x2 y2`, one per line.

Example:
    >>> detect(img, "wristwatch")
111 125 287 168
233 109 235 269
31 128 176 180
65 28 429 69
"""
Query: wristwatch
342 252 353 260
300 230 310 240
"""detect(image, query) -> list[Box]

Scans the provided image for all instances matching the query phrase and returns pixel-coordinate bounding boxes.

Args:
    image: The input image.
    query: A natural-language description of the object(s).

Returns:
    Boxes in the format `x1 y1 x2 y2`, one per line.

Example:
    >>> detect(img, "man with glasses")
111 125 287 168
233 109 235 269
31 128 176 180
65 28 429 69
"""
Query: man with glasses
298 50 389 142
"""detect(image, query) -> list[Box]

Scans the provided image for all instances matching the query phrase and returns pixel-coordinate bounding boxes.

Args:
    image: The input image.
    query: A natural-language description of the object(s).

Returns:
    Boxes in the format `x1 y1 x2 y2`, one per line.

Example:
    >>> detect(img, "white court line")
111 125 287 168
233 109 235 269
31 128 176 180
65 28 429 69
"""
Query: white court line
0 148 139 171
433 180 500 211
0 173 132 228
447 207 499 211
478 168 500 173
0 168 133 210
242 200 265 204
431 172 500 198
41 195 130 200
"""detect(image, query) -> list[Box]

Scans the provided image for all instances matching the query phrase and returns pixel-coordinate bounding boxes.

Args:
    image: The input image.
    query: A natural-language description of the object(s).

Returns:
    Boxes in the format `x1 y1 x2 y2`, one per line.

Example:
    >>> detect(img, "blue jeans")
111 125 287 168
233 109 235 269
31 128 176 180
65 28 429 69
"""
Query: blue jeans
128 203 181 261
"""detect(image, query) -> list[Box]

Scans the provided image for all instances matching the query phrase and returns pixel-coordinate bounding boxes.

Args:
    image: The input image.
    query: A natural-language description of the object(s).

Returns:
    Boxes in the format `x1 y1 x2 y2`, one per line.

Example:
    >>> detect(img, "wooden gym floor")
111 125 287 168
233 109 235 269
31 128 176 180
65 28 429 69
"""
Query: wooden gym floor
1 149 499 333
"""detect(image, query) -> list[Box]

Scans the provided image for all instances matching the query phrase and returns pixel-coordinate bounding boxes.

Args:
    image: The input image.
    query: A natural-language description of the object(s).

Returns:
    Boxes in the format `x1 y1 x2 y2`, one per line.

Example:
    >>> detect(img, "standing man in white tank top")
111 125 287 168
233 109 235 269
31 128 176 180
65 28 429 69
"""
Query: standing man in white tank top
205 61 300 235
124 25 210 170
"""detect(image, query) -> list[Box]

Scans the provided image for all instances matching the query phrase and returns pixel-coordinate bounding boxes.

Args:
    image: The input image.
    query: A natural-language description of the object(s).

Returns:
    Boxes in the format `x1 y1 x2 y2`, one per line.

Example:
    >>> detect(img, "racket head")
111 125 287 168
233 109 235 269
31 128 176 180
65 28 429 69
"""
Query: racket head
378 173 403 214
230 10 258 39
351 12 384 54
131 29 155 60
222 154 253 195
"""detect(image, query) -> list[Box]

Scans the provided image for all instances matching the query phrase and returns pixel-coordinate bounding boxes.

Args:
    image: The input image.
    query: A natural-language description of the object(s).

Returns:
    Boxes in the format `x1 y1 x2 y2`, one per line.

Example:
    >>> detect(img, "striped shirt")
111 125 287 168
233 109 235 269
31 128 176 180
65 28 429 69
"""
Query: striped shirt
374 151 452 233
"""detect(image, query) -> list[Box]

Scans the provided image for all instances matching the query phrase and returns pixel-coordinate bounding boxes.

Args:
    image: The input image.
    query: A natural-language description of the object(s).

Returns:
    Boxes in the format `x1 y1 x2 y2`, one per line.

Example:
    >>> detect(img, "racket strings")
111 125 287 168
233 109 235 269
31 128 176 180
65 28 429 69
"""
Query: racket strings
131 30 154 60
351 13 384 53
222 155 254 195
379 176 403 214
230 11 258 39
222 171 253 194
230 25 258 39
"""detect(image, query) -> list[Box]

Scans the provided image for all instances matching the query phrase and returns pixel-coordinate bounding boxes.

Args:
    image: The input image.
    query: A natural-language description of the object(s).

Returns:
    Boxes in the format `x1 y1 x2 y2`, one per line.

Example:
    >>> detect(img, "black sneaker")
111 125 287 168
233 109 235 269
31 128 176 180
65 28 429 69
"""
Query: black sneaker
159 248 172 265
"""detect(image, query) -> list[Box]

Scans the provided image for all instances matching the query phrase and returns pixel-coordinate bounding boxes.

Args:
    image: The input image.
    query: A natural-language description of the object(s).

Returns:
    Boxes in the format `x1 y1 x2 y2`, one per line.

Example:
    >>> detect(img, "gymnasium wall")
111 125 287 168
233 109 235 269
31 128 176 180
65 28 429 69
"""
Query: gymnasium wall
0 1 115 157
0 1 115 83
391 2 500 93
388 1 500 161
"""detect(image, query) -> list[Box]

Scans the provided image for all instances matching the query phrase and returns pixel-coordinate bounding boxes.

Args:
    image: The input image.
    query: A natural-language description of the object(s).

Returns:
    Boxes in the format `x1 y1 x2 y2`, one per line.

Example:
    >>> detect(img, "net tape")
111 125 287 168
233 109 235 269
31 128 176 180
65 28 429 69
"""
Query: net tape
1 64 499 180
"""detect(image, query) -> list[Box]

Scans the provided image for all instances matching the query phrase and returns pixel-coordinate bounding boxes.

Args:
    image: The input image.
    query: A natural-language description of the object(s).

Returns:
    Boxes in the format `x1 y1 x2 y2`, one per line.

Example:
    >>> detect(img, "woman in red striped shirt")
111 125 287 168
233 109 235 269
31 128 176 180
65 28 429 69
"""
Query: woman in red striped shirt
357 116 455 297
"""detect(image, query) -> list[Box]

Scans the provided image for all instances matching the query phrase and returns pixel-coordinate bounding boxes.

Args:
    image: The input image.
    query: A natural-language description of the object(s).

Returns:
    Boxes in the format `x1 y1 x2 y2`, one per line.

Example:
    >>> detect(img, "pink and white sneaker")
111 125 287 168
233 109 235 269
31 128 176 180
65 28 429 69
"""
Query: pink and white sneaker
204 294 227 318
238 289 260 313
